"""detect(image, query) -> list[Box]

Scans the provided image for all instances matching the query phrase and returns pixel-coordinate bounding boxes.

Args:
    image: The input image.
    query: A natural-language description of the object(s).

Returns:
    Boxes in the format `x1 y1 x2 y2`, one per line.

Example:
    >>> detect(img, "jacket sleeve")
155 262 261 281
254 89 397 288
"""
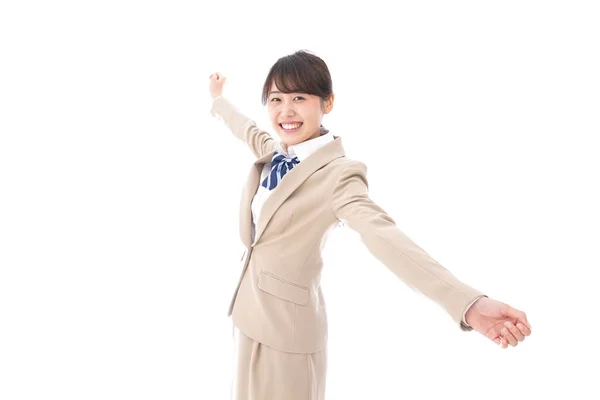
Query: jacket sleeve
330 161 488 332
210 96 277 158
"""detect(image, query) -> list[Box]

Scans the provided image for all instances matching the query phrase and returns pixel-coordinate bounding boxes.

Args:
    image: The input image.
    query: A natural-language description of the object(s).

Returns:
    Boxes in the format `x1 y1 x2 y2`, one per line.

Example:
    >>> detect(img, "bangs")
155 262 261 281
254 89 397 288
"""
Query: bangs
261 50 333 106
270 64 310 95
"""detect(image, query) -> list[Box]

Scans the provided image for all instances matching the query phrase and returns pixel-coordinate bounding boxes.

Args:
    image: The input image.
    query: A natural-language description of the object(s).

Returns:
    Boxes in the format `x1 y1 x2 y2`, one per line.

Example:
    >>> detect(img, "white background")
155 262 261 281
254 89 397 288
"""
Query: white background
1 1 599 399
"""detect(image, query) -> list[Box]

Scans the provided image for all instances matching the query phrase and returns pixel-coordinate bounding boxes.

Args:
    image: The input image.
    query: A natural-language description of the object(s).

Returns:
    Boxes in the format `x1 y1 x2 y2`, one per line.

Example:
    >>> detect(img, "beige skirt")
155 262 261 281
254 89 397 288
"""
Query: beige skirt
230 324 327 400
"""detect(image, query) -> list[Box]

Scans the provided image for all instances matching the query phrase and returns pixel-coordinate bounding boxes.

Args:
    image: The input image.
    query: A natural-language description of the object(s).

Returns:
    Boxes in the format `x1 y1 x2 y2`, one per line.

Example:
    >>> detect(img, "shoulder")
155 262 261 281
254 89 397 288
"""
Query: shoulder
330 156 368 176
328 156 368 173
327 156 370 191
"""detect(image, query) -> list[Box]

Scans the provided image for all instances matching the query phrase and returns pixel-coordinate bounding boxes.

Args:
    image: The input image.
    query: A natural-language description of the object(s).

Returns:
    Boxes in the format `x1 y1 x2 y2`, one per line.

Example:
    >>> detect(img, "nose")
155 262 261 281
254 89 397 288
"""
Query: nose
282 102 296 117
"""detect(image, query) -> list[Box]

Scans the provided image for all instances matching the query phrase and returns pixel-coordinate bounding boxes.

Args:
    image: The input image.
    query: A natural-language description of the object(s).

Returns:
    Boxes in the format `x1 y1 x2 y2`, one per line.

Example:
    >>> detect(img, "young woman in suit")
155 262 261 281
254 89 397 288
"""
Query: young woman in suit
208 50 532 400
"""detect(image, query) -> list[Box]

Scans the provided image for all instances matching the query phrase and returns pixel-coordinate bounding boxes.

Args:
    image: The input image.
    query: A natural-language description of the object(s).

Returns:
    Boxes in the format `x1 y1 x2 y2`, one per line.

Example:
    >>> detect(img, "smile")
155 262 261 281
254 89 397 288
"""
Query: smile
280 123 303 132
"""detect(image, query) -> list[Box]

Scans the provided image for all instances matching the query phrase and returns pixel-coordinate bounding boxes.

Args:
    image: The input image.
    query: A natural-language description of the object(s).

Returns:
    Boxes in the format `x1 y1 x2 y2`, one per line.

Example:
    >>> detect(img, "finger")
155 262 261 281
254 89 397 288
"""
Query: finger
493 333 507 348
504 321 525 342
516 322 532 337
501 327 518 346
496 336 508 348
506 306 531 330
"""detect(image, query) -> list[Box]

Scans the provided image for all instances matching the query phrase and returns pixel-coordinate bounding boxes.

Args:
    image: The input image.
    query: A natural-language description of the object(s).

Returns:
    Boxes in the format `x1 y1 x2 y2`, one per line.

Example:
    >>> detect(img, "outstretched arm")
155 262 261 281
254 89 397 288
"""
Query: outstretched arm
331 161 532 348
208 73 277 158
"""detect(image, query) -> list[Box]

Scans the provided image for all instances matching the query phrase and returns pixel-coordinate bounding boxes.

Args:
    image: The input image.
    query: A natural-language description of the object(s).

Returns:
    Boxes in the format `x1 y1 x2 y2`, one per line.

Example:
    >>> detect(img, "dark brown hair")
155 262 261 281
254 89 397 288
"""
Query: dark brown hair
261 50 333 133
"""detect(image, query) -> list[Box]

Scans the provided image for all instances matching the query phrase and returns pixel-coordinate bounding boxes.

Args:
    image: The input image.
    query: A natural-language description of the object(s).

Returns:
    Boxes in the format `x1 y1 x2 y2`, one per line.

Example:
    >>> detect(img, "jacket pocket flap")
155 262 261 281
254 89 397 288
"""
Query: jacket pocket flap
257 271 308 306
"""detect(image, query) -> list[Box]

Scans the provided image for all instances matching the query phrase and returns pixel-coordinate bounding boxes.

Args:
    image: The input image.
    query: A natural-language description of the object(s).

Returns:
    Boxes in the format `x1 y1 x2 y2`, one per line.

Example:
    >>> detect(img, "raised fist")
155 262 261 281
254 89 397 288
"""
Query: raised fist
209 72 227 101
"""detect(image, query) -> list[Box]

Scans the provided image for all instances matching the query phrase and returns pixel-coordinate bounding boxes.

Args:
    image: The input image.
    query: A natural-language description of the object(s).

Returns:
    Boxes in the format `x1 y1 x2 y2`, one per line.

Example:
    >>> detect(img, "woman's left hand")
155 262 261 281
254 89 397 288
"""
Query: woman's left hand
465 297 532 348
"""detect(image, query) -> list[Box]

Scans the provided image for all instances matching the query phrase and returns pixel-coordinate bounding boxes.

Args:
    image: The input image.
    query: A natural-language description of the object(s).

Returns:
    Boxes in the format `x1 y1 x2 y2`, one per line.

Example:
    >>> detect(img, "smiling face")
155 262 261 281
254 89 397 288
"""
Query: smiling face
266 81 334 148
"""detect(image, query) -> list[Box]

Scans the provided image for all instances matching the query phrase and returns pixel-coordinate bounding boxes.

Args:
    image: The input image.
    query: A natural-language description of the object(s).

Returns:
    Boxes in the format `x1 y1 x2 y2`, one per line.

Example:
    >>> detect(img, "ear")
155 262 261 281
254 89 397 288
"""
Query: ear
323 94 335 114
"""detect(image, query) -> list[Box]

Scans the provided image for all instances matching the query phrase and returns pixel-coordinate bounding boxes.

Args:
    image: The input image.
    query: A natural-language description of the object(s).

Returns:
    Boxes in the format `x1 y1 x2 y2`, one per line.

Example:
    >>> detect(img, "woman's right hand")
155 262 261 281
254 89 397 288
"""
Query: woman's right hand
209 72 227 101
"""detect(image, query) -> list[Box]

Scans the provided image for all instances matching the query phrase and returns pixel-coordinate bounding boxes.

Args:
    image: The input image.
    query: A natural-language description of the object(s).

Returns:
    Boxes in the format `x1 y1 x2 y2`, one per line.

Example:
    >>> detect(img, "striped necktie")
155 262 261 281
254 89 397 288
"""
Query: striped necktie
261 151 300 190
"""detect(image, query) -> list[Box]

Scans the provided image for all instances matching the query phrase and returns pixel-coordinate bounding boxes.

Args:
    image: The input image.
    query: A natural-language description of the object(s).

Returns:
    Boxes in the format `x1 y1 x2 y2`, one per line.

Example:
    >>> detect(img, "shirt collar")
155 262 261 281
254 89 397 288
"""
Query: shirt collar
276 131 334 162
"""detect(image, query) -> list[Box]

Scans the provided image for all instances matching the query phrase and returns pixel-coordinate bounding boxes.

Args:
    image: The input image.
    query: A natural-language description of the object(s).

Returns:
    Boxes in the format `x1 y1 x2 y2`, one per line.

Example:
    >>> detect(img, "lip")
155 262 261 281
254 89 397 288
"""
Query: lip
280 121 303 125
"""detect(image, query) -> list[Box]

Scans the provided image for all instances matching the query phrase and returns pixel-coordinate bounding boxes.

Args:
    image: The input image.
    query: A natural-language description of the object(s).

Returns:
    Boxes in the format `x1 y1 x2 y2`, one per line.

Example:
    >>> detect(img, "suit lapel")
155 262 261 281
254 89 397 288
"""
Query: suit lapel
238 135 346 248
238 151 273 248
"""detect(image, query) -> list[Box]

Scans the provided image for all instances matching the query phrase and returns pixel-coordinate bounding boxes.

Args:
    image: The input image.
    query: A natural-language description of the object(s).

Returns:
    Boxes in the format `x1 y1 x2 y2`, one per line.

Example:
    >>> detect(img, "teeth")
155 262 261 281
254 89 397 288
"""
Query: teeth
282 123 301 130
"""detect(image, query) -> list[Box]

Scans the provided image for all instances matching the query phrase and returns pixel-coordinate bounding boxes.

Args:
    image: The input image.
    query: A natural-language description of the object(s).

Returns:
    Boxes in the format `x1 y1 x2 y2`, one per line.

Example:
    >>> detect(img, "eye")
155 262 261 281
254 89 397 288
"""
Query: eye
269 96 304 103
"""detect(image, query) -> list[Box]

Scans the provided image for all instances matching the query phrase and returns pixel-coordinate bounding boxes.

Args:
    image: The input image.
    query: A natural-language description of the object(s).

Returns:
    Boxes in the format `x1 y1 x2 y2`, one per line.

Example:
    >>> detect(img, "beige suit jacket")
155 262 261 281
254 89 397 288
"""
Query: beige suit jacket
211 96 487 354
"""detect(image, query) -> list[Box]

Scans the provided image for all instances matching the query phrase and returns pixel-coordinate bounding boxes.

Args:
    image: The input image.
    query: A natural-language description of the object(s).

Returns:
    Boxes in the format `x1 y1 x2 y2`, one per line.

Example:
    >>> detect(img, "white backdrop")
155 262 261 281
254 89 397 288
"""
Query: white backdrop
1 1 599 399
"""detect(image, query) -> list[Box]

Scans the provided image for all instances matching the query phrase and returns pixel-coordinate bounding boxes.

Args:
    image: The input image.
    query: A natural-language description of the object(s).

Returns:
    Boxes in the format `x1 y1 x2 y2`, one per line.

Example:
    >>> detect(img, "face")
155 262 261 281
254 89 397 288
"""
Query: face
266 81 334 149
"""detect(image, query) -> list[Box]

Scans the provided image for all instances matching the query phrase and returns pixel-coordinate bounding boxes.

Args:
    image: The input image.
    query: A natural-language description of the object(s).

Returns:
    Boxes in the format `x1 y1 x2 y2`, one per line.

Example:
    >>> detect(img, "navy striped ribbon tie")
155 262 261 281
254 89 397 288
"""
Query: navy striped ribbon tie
261 151 300 190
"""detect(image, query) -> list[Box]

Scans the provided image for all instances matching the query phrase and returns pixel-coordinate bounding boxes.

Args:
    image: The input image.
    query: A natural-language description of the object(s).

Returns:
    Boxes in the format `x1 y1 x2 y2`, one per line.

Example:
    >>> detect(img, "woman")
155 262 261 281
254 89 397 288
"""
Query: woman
208 50 532 400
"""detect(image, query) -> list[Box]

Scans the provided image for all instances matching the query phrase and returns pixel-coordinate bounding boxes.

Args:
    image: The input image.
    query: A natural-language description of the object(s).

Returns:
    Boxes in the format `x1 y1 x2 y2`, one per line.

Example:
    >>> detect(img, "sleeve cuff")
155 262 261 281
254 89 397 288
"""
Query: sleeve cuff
210 95 224 118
